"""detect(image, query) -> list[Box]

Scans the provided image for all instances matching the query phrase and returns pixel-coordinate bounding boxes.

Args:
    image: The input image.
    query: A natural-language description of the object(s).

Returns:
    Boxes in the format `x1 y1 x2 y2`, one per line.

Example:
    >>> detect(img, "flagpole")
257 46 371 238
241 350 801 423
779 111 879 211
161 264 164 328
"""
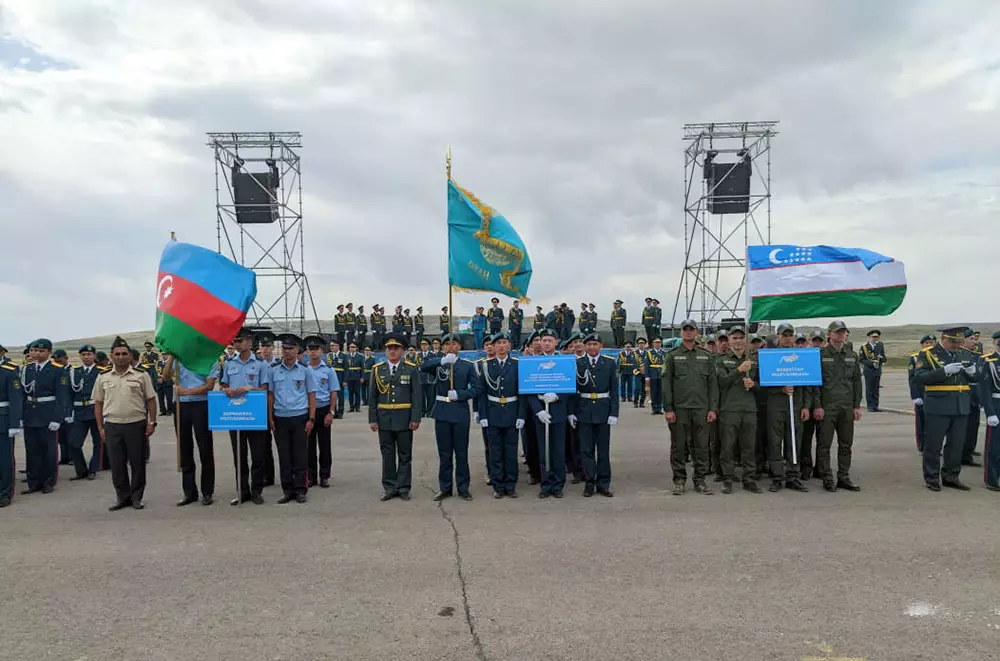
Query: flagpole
446 147 454 337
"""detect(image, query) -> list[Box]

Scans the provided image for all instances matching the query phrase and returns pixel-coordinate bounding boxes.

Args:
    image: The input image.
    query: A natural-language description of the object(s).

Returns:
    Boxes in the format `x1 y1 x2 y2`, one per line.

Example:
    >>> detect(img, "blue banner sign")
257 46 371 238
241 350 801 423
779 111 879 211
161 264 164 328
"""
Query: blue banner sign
517 355 578 394
208 391 269 431
757 348 823 387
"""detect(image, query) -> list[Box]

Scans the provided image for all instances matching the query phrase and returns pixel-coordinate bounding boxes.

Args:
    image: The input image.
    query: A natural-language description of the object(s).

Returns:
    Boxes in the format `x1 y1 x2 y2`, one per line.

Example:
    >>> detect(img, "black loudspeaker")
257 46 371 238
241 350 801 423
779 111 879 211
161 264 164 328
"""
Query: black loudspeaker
233 170 279 224
720 317 746 331
706 160 751 215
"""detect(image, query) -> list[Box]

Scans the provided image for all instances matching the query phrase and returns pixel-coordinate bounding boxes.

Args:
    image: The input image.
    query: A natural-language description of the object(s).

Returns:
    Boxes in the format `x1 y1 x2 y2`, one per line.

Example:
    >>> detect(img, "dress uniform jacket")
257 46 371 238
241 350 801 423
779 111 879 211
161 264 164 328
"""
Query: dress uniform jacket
368 360 422 430
575 355 619 422
533 312 545 330
0 362 24 502
487 306 504 334
979 352 1000 488
477 358 525 426
508 307 524 333
21 360 70 428
420 357 481 423
914 345 973 417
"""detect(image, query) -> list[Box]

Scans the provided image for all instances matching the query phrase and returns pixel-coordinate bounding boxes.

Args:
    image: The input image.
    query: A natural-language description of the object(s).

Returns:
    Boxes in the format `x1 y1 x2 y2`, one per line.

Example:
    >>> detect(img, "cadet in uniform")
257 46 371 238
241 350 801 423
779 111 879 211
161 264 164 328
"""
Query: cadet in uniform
575 333 618 497
362 346 375 407
979 331 1000 490
67 344 102 481
391 305 405 336
345 342 364 413
914 326 977 491
528 329 574 498
715 326 760 493
371 306 386 352
909 334 936 452
662 320 718 495
402 308 414 346
269 334 318 504
327 341 347 419
644 337 665 415
578 303 591 334
618 342 635 402
813 321 863 492
162 353 219 506
417 339 435 417
763 323 812 493
533 306 545 332
304 335 339 489
414 307 425 346
478 332 524 497
368 333 422 501
51 349 72 465
961 329 983 467
487 297 504 337
632 337 648 408
859 330 886 412
611 300 626 347
334 305 348 348
344 303 357 348
141 342 159 365
642 298 657 342
0 357 22 507
221 327 272 505
508 300 524 348
356 305 368 348
422 332 481 501
255 331 278 487
439 306 451 334
20 339 70 494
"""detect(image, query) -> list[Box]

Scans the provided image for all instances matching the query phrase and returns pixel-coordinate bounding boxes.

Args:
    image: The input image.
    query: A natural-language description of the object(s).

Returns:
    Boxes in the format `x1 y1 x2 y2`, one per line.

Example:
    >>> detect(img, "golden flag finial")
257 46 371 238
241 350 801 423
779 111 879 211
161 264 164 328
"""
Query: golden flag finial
446 146 452 181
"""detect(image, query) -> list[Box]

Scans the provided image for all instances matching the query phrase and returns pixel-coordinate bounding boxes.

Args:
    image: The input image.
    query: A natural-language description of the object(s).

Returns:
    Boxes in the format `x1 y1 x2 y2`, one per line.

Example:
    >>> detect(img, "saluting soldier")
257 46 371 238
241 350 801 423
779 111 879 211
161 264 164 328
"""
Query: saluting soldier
345 342 364 413
611 300 627 348
533 305 545 331
439 306 451 334
858 330 886 412
422 332 481 501
303 335 339 490
961 329 984 467
813 321 863 492
644 337 666 415
368 333 422 501
356 305 368 348
269 333 318 504
914 326 978 491
161 352 219 506
479 332 524 497
0 356 23 507
221 327 272 505
362 346 375 407
978 331 1000 490
414 307 425 346
662 321 718 495
763 323 812 493
67 344 103 481
20 339 70 495
715 326 760 493
618 341 635 402
909 334 936 452
508 300 524 348
327 341 347 419
575 333 618 497
334 305 348 348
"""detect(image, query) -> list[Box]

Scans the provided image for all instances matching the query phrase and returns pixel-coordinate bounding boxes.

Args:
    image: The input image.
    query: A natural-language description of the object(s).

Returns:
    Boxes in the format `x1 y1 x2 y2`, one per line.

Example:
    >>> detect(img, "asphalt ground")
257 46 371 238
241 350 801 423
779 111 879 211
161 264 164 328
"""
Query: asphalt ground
3 370 998 661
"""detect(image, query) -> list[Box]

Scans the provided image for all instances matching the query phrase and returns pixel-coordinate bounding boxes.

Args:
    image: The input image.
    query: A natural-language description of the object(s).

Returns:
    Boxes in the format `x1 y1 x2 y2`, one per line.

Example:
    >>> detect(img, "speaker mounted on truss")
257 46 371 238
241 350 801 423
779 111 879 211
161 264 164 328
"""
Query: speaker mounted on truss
232 158 280 224
704 150 751 215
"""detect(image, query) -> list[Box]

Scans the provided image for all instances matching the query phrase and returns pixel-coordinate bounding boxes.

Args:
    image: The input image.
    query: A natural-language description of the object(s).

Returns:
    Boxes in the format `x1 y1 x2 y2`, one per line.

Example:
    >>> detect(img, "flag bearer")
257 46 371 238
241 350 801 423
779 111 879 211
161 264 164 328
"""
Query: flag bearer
762 323 812 494
161 353 219 506
368 333 422 501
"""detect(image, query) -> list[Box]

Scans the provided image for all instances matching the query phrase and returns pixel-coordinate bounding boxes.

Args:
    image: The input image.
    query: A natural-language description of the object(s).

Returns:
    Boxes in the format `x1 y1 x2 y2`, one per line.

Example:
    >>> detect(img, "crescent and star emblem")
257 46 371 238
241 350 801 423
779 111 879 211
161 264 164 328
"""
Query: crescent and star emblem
156 275 174 309
768 248 782 265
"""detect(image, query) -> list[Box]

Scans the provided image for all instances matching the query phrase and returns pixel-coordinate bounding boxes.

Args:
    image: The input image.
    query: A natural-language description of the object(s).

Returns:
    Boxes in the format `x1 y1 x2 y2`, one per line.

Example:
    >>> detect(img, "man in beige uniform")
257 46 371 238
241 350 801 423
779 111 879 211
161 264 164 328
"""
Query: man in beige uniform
94 337 157 511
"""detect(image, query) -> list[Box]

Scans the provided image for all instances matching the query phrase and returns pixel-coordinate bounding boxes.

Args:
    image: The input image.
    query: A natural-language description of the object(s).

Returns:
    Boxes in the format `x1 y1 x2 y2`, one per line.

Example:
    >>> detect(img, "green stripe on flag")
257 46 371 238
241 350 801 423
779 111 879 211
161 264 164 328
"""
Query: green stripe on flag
155 310 226 377
749 285 906 322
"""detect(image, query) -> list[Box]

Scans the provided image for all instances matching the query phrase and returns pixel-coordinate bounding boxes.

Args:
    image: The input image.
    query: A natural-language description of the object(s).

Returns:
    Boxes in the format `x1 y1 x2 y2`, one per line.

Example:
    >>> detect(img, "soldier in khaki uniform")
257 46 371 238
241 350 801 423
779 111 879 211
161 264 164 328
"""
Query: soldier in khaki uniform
662 319 719 495
812 320 863 492
763 323 813 493
715 326 760 494
368 333 422 501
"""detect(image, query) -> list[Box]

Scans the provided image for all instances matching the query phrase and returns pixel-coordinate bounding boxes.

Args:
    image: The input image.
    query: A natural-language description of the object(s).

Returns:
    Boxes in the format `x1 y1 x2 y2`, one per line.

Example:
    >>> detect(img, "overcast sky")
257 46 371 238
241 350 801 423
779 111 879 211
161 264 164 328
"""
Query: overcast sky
2 0 998 344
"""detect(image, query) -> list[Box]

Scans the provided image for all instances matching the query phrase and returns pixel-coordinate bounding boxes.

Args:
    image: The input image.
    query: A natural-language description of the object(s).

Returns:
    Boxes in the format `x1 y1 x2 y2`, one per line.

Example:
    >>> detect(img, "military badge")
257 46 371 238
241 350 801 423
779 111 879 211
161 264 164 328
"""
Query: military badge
295 380 302 391
248 373 256 383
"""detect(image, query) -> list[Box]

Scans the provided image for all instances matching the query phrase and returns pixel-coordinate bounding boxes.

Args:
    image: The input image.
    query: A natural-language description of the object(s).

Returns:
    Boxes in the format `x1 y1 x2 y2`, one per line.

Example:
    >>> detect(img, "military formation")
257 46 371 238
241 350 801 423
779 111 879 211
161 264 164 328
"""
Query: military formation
1 304 998 510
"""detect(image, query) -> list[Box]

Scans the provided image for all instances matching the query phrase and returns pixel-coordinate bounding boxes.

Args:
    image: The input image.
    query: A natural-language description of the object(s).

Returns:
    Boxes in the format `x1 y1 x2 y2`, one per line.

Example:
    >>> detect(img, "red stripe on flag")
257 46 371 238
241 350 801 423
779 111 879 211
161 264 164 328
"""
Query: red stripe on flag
157 271 247 346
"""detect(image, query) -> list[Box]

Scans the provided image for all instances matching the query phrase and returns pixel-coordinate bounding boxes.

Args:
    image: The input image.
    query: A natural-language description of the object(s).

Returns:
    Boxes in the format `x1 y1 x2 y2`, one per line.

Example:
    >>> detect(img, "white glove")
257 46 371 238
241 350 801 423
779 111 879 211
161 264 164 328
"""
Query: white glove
536 410 552 424
447 389 459 401
480 418 489 428
48 422 61 432
965 364 977 377
515 419 524 430
944 362 963 375
988 415 999 428
441 353 458 365
567 414 578 429
912 398 923 406
539 393 558 404
64 415 74 424
608 416 618 426
8 428 21 438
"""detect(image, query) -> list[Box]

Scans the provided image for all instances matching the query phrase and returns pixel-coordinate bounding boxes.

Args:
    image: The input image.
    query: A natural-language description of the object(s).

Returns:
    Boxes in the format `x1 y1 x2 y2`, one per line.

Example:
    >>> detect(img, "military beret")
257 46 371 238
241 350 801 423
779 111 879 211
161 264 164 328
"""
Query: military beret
30 338 53 350
566 332 583 344
991 331 1000 340
828 320 848 332
303 335 326 349
776 323 795 335
536 328 557 339
440 333 460 343
52 349 68 359
95 351 108 361
491 332 510 343
583 332 602 344
79 344 96 353
920 334 936 343
963 328 975 338
278 333 303 349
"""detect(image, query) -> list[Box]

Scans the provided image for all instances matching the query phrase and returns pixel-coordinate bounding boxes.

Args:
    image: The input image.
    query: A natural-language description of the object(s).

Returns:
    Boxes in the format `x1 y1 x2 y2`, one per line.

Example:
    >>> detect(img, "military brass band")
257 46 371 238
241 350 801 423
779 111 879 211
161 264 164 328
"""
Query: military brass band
2 302 998 511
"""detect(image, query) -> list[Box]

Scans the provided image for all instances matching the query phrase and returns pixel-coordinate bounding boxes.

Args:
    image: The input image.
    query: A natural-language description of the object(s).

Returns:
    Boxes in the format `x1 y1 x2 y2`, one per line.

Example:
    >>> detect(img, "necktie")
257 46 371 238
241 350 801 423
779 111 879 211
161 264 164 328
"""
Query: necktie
390 365 396 377
592 359 597 369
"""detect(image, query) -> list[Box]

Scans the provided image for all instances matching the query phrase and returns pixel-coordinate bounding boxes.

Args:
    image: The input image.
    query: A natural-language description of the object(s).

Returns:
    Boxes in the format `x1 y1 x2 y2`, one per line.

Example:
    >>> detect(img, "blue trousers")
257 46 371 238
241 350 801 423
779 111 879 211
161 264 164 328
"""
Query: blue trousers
434 420 470 494
632 375 645 406
985 426 1000 488
474 331 485 350
487 425 519 492
648 378 662 413
535 419 566 494
863 367 881 410
69 418 101 477
335 386 346 417
619 372 633 400
0 418 12 500
914 403 925 452
25 426 58 490
578 421 612 489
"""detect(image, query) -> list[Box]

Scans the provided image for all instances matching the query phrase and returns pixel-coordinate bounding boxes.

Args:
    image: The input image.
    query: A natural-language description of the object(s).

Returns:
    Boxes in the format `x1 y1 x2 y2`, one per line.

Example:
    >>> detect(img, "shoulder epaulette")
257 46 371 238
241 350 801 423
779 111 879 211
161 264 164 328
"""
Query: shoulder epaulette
373 360 386 368
96 365 112 373
985 356 997 363
909 351 920 358
403 360 417 367
0 362 16 371
920 346 934 354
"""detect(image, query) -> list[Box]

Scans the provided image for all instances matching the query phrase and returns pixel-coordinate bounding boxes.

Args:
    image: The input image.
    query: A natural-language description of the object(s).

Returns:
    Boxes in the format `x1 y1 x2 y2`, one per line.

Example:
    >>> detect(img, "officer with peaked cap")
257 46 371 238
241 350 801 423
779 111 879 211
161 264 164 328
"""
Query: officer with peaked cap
303 335 338 490
858 329 886 411
618 341 635 402
439 306 451 334
20 338 70 495
344 303 357 348
611 300 627 348
369 333 422 501
414 306 425 347
913 326 976 491
528 328 572 498
533 305 545 331
334 305 347 348
979 331 1000 490
575 332 619 497
908 334 937 452
0 351 23 507
269 333 318 504
356 305 368 348
508 300 524 348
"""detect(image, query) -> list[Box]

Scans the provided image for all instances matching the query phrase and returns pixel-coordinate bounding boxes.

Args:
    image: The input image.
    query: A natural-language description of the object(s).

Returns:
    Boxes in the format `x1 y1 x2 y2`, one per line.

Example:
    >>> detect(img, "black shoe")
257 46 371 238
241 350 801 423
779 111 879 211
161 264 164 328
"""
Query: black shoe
597 487 614 497
693 483 713 495
263 480 275 487
176 496 198 507
823 480 837 492
553 491 564 498
768 480 782 493
277 495 294 504
132 501 144 510
458 492 473 501
505 490 517 498
926 482 941 492
961 460 982 467
295 494 307 503
672 483 685 496
571 477 581 484
20 487 39 495
40 486 54 494
433 491 452 502
399 492 411 501
986 484 1000 492
201 495 214 506
86 472 96 481
251 493 264 504
493 490 504 499
801 468 813 481
743 481 761 494
380 492 396 502
108 501 130 511
836 478 861 492
786 479 809 492
583 484 595 497
942 480 971 491
528 477 540 485
972 451 982 457
721 481 733 495
539 491 550 499
319 478 330 488
0 498 10 508
69 474 89 481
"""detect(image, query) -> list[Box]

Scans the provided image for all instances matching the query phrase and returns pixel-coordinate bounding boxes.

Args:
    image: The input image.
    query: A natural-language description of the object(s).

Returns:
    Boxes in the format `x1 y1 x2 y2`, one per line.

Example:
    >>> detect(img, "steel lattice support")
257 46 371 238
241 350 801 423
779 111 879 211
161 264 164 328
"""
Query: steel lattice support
671 121 778 329
208 131 321 335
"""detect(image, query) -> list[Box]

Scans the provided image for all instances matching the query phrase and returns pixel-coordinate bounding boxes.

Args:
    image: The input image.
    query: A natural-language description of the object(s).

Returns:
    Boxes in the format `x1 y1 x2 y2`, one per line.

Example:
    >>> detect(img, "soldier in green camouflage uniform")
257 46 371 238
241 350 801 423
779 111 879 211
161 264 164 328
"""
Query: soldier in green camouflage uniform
813 320 863 492
764 323 812 493
715 326 761 494
662 319 719 495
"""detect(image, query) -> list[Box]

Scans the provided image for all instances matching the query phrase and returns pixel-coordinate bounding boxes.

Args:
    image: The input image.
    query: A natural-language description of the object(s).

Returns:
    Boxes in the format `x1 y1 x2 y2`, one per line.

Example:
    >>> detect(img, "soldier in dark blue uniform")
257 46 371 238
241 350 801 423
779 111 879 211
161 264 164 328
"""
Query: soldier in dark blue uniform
859 329 886 412
362 346 375 407
961 329 984 467
416 339 434 417
0 357 23 507
508 300 524 348
914 326 976 491
345 342 364 413
644 337 666 415
477 331 524 498
979 331 1000 491
51 349 72 465
618 342 635 401
909 334 936 452
326 341 347 419
20 338 70 494
422 333 482 501
575 333 619 497
67 344 102 481
611 300 626 348
528 329 575 498
368 333 422 501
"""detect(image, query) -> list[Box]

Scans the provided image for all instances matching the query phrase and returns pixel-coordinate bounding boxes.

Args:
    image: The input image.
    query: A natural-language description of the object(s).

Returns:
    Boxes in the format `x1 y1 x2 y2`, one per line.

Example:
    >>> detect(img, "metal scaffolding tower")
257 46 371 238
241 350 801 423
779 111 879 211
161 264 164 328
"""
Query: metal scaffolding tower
671 121 778 328
208 131 320 335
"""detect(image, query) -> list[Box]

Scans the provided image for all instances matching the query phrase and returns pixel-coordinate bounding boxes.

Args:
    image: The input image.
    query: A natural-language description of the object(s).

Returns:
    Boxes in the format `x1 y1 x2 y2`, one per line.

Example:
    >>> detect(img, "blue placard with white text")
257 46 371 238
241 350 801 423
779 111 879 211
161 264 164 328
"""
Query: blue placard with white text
517 355 578 394
757 348 823 387
208 391 269 430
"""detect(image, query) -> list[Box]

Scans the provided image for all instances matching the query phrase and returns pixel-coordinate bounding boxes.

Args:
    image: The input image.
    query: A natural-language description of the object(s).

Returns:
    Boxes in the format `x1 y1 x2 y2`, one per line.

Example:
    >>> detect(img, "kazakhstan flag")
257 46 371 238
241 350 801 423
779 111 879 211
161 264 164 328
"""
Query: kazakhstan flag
447 178 532 300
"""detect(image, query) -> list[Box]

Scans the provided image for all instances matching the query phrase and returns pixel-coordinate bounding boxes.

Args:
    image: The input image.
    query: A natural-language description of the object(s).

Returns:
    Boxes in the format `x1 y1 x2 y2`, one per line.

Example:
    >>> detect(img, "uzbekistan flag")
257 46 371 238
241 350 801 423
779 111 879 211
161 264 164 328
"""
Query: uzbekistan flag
155 241 257 376
746 245 906 322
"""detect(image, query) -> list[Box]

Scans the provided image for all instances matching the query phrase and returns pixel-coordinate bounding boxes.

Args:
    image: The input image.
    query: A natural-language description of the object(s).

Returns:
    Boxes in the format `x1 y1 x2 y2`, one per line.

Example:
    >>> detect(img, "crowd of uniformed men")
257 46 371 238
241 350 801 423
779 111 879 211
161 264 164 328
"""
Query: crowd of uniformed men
1 299 997 510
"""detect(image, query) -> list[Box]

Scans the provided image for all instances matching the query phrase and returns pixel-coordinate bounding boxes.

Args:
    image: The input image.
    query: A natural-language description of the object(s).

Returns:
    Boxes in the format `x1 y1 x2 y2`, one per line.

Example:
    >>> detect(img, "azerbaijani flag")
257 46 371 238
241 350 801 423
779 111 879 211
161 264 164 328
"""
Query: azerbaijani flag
154 241 257 376
746 245 906 322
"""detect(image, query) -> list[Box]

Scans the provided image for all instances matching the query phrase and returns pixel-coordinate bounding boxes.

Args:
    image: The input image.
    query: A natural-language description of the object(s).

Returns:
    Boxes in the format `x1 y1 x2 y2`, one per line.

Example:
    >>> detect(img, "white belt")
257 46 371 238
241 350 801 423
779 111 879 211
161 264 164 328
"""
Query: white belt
581 392 610 400
487 395 517 405
73 400 93 406
435 395 452 402
992 393 1000 399
28 396 56 403
0 402 8 408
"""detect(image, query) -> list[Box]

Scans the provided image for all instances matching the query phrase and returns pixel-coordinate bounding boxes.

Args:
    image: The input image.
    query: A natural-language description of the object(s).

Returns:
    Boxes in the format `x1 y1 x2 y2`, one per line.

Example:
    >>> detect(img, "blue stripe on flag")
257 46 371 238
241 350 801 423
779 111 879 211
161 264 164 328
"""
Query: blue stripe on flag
748 245 895 271
159 241 257 312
